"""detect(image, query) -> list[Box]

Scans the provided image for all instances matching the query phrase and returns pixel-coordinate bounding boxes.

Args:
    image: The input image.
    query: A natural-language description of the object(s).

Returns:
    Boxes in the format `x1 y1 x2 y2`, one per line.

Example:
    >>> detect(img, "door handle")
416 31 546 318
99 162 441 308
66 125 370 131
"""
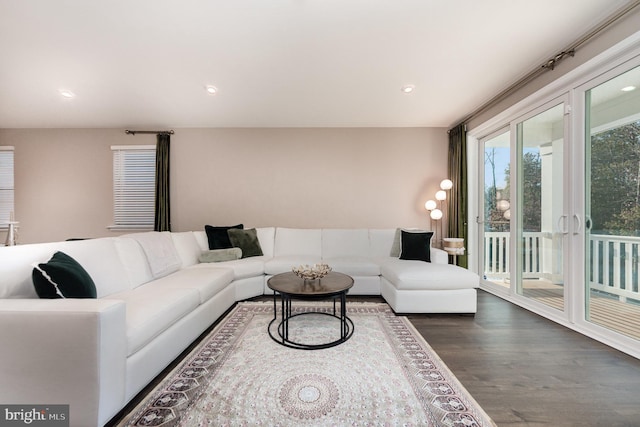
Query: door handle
557 215 568 234
573 214 582 235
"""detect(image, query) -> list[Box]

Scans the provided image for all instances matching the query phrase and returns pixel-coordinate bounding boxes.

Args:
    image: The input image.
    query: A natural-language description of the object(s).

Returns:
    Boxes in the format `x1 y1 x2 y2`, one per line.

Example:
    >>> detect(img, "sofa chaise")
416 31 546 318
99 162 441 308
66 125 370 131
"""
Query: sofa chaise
0 227 478 426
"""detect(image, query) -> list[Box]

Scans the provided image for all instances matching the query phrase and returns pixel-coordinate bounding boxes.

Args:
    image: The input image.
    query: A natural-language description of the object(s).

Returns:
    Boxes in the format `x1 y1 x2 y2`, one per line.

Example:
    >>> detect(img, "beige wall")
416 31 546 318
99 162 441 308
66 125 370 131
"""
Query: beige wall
0 127 448 244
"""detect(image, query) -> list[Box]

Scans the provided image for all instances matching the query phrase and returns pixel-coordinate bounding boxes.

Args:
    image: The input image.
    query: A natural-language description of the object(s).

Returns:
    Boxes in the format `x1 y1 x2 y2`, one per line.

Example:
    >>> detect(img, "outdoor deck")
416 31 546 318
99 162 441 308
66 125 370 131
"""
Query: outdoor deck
488 279 640 340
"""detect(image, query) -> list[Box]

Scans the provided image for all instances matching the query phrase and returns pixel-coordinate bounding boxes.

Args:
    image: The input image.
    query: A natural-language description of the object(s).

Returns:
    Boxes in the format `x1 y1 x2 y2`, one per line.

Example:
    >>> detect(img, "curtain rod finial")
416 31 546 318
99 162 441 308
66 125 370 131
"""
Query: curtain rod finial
124 129 174 135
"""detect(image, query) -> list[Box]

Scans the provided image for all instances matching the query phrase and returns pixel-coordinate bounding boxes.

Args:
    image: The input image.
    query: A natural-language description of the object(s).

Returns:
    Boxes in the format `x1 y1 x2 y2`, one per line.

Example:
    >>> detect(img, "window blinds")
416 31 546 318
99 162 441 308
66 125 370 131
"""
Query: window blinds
112 146 156 228
0 147 14 226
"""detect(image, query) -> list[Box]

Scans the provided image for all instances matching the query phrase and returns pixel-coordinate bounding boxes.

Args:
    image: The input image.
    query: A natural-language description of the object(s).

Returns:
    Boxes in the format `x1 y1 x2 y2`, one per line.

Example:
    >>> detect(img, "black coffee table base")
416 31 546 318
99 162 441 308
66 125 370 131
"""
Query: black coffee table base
268 292 354 350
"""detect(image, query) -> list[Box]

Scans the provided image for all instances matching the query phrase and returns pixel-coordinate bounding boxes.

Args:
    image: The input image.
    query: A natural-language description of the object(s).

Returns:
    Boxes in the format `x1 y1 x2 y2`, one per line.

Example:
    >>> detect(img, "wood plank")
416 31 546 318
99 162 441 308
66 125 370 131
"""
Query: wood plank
518 280 640 340
407 291 640 427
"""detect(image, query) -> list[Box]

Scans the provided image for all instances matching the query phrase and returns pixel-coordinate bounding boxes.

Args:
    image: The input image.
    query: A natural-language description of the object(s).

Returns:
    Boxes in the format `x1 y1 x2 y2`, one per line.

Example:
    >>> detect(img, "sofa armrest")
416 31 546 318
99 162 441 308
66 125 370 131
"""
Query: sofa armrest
0 299 127 427
431 247 449 264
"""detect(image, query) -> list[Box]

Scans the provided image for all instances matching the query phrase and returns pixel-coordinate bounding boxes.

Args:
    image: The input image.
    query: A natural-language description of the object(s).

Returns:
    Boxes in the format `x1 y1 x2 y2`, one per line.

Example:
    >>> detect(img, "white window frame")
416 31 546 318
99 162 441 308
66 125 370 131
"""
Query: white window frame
0 146 15 229
109 145 156 230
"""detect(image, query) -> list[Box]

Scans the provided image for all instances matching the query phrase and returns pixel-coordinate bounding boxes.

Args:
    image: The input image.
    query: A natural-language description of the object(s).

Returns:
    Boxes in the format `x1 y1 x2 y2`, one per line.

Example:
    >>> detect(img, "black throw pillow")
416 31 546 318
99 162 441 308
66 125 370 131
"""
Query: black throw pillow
227 228 264 258
32 251 97 298
399 230 433 262
205 224 244 249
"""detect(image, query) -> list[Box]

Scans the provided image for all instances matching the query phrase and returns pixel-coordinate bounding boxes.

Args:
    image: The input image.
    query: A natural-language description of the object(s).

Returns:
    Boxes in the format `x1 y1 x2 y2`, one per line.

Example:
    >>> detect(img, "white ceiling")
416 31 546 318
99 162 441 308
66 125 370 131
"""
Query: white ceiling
0 0 632 129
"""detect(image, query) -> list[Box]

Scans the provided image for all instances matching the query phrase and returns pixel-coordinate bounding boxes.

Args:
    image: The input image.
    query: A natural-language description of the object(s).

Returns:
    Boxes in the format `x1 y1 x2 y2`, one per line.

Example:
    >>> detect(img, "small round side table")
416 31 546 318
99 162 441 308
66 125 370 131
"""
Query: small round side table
444 246 465 265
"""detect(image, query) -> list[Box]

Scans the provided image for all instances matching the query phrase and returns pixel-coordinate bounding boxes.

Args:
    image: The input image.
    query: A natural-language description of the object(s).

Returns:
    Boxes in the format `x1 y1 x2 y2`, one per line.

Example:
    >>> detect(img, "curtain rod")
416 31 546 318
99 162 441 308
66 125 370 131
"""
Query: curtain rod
125 130 174 135
458 0 640 127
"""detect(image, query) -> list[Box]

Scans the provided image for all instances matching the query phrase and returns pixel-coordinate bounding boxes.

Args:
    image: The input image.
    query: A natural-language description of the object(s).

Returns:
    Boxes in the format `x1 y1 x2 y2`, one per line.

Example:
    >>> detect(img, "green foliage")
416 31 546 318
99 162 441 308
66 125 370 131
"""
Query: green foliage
591 121 640 235
503 151 542 232
484 149 541 232
519 151 542 232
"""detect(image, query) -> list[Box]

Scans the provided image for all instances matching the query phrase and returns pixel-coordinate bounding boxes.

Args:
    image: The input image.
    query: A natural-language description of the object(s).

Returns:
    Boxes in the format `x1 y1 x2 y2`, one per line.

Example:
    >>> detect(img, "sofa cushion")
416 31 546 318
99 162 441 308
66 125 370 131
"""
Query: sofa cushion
368 229 396 258
322 229 370 258
199 248 242 263
0 242 69 298
147 267 234 303
227 228 263 258
256 227 275 258
380 258 479 291
321 256 381 276
61 238 132 297
205 224 243 249
114 237 154 289
193 231 209 252
194 256 267 279
32 251 97 299
125 232 182 279
170 232 201 268
399 230 433 262
264 256 322 275
104 287 200 356
274 228 322 257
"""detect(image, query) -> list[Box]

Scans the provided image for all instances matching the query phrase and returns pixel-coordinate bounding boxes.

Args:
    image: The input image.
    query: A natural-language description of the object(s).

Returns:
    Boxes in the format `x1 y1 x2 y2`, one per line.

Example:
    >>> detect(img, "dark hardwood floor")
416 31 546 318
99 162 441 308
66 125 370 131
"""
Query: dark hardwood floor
405 290 640 427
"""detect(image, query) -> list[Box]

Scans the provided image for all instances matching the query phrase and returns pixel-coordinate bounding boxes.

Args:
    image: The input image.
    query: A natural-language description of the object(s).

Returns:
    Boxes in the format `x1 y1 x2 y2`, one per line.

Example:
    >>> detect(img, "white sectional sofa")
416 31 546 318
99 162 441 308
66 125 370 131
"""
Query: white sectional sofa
0 227 478 426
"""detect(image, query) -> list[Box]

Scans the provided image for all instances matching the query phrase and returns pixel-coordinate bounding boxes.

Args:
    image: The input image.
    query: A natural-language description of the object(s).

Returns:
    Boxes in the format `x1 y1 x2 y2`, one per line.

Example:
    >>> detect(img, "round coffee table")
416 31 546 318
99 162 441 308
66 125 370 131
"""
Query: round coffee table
267 271 354 350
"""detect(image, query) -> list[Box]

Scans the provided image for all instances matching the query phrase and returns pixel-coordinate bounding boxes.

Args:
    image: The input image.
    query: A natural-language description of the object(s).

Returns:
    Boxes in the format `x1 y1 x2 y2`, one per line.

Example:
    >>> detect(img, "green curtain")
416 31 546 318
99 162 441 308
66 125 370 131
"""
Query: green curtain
154 133 171 232
448 123 468 267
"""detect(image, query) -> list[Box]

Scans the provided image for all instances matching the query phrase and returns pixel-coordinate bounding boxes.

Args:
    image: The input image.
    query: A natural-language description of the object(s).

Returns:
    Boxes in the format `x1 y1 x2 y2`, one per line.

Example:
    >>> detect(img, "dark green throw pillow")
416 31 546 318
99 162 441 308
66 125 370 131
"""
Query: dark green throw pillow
227 228 263 258
32 251 97 298
205 224 244 249
399 230 433 262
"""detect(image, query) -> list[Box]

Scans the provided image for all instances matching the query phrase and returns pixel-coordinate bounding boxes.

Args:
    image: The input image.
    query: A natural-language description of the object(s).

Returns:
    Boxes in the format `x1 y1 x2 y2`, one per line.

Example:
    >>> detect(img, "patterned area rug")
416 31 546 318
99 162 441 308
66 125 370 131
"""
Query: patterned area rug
117 302 495 427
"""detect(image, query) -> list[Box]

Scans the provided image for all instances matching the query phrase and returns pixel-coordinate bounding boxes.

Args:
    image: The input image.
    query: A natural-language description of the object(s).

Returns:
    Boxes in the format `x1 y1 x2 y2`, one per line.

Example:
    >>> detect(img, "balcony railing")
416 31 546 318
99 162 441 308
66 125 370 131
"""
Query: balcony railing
589 235 640 302
484 232 640 303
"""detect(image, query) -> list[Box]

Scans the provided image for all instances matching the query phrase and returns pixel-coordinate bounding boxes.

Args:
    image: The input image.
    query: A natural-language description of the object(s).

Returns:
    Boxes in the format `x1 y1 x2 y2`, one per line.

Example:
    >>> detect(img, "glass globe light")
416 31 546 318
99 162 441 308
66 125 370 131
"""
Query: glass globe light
430 209 443 220
497 200 510 211
503 209 511 220
435 190 446 201
424 200 437 211
440 179 453 190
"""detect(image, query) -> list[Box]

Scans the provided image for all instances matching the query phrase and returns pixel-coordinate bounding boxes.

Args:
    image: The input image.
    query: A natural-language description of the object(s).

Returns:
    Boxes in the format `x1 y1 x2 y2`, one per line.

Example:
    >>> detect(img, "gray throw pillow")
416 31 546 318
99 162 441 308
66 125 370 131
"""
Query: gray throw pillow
390 228 402 257
199 248 242 263
227 228 263 258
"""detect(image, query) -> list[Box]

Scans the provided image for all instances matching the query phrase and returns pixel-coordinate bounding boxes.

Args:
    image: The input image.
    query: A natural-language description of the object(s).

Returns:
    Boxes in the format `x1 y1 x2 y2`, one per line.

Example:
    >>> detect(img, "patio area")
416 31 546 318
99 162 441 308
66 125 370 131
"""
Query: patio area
484 232 640 341
489 278 640 341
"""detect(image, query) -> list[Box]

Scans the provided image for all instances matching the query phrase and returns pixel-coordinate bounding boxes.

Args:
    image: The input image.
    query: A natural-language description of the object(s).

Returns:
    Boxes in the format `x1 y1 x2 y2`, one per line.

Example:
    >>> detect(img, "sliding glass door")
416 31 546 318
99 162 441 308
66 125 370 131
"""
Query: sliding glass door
479 101 567 311
515 102 566 311
474 48 640 357
585 64 640 340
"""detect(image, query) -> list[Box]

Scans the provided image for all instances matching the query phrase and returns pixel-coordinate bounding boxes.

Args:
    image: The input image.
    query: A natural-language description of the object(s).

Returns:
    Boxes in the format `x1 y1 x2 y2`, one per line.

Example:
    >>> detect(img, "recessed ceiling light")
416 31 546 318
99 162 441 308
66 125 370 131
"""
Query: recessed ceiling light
621 86 636 92
59 89 75 98
205 85 218 95
401 85 415 94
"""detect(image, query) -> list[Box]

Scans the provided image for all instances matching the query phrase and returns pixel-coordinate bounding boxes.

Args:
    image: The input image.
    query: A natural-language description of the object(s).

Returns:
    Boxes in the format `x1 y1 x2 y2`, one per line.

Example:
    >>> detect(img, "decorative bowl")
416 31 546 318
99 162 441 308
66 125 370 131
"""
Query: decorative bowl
292 263 332 280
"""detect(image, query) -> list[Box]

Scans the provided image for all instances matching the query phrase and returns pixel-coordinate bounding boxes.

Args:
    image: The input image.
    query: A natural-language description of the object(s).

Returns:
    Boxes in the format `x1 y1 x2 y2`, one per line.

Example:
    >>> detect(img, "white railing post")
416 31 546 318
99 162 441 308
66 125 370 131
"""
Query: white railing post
483 232 640 303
